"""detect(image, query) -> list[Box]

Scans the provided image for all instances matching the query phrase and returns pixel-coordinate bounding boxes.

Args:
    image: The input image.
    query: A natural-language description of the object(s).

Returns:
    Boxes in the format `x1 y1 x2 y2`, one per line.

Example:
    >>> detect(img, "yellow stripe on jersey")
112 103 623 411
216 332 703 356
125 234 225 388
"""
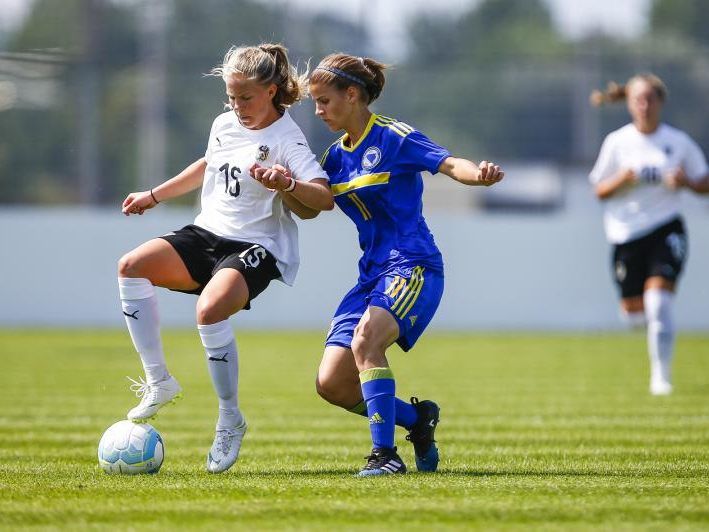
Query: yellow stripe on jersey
320 137 343 167
331 172 390 196
374 115 414 138
390 267 425 319
340 113 378 152
374 120 411 138
348 193 371 220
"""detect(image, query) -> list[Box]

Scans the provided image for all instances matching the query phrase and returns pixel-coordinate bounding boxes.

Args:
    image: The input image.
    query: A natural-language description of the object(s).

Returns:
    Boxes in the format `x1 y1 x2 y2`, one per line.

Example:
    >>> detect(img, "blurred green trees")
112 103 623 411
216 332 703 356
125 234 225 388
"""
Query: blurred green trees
0 0 707 204
395 0 709 163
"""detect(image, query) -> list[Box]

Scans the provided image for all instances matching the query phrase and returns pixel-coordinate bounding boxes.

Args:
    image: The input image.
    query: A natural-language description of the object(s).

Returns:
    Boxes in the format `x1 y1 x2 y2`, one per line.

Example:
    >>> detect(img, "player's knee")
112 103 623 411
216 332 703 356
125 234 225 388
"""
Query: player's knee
351 324 383 361
315 373 334 402
316 367 341 399
351 322 369 351
315 372 353 406
350 333 367 362
117 252 142 277
195 296 223 325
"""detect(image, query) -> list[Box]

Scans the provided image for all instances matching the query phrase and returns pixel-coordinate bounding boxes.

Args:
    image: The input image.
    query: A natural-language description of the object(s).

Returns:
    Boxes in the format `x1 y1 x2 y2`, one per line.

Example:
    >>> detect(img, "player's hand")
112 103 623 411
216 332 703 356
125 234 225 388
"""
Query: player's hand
476 161 504 186
619 168 638 185
664 167 688 190
250 163 292 191
122 191 158 216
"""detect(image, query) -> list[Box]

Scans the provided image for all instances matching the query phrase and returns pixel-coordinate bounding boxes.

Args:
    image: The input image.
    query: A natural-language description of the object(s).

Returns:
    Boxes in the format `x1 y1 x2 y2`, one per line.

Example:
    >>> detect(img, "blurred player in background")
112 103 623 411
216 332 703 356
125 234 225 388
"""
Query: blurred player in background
590 74 709 395
309 53 504 476
118 43 333 473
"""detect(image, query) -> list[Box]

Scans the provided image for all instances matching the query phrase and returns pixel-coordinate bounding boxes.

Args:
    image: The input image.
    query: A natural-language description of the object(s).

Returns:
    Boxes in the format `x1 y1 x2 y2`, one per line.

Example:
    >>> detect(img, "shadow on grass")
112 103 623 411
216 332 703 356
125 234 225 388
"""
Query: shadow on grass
171 466 704 479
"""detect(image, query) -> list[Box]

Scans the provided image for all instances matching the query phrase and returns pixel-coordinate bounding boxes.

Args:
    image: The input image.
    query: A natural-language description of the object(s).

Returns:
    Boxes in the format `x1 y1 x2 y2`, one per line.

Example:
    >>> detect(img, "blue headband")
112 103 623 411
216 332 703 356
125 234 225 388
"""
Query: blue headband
315 66 367 87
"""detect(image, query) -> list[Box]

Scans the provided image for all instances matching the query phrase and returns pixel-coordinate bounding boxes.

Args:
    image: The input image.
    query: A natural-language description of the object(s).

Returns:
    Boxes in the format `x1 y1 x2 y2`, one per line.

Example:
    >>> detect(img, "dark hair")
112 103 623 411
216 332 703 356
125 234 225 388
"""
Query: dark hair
590 74 667 107
309 53 387 104
211 43 307 113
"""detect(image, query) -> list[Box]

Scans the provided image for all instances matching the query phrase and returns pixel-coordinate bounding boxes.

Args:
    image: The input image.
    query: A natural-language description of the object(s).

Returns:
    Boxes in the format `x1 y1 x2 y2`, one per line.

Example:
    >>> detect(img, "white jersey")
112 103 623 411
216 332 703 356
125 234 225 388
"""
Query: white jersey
589 123 708 244
194 110 328 285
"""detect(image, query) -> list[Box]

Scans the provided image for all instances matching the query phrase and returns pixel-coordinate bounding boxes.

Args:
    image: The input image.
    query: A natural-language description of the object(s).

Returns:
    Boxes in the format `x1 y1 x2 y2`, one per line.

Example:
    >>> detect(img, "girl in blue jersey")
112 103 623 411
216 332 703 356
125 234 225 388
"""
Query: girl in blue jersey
309 53 504 476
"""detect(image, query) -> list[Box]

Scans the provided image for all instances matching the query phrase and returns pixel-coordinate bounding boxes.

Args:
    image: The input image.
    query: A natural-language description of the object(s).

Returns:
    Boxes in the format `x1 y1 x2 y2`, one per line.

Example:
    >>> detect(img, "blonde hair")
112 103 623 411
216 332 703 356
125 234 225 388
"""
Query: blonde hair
211 43 307 113
590 73 668 107
310 53 388 104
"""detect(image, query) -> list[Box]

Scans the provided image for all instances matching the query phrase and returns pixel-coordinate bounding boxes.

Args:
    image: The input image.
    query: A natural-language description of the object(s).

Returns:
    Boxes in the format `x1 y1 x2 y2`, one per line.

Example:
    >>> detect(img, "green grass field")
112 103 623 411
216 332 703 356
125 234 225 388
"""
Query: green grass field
1 330 708 530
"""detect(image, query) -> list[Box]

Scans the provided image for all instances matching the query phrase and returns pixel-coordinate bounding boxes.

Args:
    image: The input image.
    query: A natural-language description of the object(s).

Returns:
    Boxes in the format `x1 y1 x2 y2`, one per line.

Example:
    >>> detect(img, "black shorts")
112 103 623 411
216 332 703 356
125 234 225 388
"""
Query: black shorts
160 224 281 308
612 217 687 298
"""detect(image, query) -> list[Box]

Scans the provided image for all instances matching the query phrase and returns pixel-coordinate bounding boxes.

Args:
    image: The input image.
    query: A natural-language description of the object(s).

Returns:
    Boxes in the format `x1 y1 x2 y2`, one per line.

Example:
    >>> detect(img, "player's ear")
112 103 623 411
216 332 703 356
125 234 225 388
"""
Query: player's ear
346 86 359 104
267 83 277 101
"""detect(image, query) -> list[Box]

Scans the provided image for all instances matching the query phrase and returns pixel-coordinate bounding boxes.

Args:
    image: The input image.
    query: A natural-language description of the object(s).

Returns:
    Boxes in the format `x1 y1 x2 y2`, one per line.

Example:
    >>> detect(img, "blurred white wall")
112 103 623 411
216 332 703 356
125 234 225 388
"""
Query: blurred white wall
1 185 707 331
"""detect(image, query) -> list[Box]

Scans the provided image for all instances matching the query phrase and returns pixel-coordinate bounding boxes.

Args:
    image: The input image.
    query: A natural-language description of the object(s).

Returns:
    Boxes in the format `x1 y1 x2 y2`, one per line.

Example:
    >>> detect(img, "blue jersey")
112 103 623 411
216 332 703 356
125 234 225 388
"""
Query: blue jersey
321 114 450 285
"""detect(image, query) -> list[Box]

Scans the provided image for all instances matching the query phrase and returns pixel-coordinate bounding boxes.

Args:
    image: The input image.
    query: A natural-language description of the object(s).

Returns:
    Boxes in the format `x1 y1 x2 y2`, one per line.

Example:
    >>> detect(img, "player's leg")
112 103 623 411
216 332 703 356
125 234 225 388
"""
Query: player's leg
382 266 445 472
642 219 686 396
320 294 419 426
316 346 363 410
614 243 646 328
118 237 196 421
619 296 645 328
317 345 427 431
351 305 407 476
197 268 248 473
644 277 676 395
198 243 280 473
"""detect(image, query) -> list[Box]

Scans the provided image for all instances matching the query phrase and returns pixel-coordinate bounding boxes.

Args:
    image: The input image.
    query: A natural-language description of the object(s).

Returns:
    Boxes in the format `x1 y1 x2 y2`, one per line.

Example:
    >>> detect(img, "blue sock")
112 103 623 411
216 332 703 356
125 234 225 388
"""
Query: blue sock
348 397 418 429
360 367 396 450
394 398 417 429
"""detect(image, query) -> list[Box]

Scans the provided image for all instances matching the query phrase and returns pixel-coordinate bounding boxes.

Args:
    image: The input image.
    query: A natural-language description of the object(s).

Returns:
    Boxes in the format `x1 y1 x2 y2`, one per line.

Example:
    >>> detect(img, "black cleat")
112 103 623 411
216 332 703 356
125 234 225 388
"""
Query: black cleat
406 397 440 472
357 447 407 477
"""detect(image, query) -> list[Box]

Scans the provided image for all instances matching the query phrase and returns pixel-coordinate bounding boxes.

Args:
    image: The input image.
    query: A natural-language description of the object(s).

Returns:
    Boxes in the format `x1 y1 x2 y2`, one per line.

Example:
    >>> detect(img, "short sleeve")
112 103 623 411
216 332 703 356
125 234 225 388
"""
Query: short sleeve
589 134 617 184
284 139 329 183
396 130 451 174
681 134 709 181
204 119 218 163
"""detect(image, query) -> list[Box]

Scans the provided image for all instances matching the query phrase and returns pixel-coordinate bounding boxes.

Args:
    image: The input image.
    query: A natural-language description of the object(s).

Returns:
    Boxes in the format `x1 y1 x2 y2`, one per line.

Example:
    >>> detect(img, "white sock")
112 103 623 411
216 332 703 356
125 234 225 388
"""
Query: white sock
118 277 168 385
644 288 675 384
198 320 243 430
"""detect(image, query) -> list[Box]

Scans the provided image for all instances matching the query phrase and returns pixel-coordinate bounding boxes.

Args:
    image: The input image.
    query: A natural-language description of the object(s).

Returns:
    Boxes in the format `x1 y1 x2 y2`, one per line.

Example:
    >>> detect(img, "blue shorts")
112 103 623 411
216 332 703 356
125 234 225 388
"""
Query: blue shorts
326 265 444 352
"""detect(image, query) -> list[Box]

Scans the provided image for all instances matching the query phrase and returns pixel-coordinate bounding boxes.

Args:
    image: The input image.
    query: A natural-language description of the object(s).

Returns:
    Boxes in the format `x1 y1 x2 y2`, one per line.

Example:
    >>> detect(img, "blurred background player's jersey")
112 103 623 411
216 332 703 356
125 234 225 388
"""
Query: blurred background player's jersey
589 123 709 244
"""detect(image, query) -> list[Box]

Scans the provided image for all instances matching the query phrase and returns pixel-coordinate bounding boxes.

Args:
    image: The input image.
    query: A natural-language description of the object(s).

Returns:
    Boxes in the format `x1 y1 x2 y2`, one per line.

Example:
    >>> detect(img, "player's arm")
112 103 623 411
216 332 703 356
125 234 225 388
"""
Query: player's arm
279 189 321 219
686 174 709 194
438 156 504 186
280 177 333 214
594 168 637 200
122 158 207 216
665 168 709 194
250 163 334 214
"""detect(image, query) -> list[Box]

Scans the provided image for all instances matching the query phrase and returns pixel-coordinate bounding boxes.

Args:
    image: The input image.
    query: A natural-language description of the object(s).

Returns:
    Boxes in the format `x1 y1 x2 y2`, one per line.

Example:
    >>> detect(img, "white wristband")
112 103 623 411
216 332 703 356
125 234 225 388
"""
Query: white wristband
283 177 297 192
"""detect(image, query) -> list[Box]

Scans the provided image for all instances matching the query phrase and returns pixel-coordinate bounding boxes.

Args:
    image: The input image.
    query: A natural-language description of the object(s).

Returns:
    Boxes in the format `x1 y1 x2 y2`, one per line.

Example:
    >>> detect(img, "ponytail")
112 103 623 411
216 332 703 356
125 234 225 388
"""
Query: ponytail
590 81 626 107
310 53 388 104
591 74 667 107
211 43 308 113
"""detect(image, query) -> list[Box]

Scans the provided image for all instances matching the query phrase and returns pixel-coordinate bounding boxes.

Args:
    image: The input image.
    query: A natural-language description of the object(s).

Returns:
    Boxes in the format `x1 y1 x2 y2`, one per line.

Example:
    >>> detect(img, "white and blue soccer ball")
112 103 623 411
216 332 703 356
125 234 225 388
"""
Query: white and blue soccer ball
98 420 164 474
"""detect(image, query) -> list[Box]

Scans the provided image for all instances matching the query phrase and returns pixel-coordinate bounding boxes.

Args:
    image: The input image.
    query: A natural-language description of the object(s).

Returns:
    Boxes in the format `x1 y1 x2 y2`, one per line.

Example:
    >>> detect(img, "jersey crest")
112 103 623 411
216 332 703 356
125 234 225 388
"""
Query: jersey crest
362 146 382 170
256 145 270 162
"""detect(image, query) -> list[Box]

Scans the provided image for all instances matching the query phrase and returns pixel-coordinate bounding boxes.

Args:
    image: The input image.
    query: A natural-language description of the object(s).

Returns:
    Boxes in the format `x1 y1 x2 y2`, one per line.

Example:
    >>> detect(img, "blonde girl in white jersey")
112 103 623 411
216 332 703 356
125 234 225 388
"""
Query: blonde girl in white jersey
590 74 709 395
117 44 333 473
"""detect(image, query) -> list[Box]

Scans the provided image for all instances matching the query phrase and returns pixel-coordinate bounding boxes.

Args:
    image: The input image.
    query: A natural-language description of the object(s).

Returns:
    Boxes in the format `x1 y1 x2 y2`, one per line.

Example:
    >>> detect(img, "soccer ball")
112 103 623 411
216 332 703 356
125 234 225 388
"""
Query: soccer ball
97 420 164 474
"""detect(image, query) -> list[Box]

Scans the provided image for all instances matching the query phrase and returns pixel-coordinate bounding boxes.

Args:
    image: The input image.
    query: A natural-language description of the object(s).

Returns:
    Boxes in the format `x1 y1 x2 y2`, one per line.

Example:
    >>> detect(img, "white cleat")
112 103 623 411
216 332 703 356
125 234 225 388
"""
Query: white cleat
650 379 673 396
206 421 247 474
126 375 182 422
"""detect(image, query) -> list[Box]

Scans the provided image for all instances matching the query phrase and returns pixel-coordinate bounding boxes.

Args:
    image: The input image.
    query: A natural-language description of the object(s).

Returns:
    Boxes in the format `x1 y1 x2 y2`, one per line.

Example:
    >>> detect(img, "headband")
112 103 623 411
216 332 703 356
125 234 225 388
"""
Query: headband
315 66 367 87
